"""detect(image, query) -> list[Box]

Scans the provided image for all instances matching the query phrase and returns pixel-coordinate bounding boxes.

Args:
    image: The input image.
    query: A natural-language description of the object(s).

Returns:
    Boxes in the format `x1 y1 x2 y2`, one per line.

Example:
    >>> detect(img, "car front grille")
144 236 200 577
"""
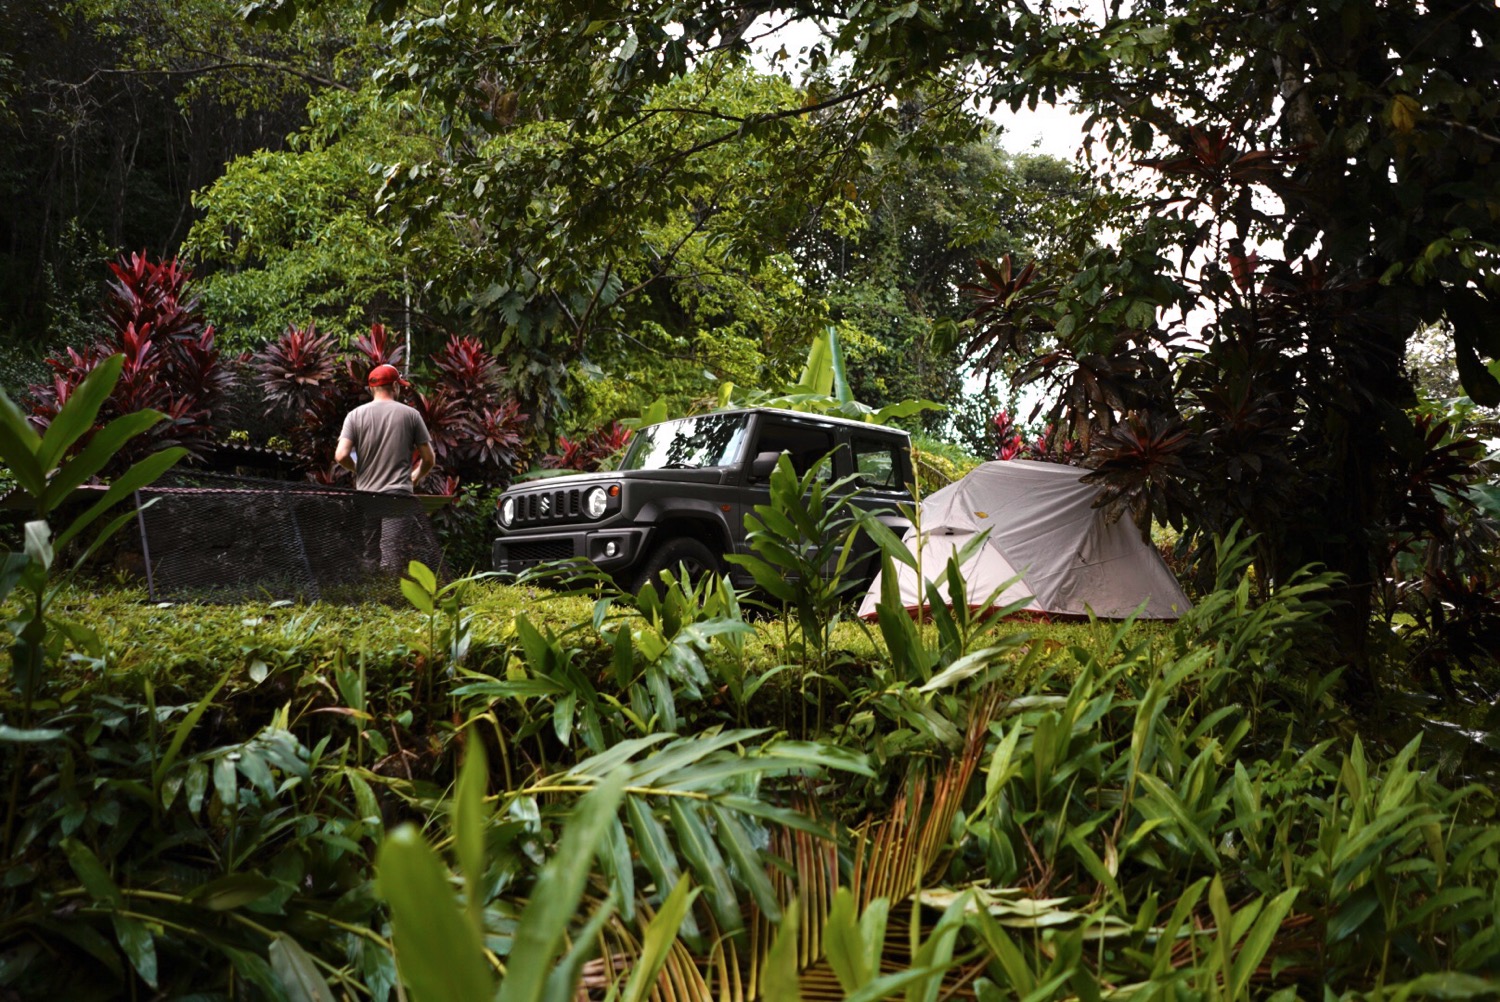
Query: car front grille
511 488 583 526
507 540 576 564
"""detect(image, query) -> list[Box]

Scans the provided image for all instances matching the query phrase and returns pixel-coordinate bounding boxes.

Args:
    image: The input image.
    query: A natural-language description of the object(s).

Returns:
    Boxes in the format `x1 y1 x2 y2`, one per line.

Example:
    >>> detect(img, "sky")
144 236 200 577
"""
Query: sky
750 17 1090 163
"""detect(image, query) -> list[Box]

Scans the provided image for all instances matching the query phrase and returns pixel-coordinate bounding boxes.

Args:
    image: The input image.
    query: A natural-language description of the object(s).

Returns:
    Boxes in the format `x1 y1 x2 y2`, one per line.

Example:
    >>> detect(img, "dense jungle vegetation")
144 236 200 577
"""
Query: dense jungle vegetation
2 0 1499 998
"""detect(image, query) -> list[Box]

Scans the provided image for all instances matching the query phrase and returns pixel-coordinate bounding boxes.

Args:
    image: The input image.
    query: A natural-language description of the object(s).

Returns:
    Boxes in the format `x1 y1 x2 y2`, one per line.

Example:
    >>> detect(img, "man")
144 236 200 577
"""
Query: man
336 363 436 571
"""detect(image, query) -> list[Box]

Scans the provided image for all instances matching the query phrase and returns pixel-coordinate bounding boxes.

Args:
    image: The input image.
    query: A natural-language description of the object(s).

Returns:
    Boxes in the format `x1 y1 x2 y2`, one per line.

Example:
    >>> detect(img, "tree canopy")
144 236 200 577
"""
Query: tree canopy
254 0 1499 667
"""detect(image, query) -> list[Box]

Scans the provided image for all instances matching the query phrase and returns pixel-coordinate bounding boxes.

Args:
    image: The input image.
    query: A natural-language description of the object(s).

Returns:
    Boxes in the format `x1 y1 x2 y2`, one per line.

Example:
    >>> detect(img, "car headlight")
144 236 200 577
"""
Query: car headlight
585 486 609 519
499 495 515 527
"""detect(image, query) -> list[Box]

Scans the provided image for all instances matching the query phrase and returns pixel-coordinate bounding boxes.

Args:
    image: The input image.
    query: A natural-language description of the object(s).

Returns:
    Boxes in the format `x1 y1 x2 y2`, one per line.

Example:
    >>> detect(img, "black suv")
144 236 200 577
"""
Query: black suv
492 407 915 591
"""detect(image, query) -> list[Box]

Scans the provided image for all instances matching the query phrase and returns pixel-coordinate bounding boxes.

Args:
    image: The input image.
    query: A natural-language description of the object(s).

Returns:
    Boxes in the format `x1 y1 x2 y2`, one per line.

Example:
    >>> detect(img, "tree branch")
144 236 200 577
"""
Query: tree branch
85 59 351 93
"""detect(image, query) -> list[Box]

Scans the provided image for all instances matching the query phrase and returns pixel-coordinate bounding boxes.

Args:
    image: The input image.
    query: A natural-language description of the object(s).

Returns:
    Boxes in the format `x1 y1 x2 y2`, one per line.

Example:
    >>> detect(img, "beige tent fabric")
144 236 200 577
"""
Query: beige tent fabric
858 459 1191 620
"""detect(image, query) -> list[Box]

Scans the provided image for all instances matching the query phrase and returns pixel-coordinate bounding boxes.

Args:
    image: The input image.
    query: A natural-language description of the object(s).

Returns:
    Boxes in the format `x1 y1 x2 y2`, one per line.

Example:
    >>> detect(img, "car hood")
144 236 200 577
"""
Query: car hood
503 468 729 493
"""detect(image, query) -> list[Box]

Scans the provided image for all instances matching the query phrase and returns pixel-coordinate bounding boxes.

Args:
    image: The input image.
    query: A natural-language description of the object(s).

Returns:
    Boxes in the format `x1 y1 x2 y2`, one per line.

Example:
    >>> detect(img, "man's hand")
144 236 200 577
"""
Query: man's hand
335 436 357 475
411 442 436 487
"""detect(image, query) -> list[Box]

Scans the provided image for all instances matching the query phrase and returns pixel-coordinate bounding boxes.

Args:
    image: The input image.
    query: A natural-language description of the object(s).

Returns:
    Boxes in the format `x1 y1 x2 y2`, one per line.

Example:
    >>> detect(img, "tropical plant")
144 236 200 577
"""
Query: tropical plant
0 354 186 846
726 454 873 731
27 252 234 465
541 420 633 473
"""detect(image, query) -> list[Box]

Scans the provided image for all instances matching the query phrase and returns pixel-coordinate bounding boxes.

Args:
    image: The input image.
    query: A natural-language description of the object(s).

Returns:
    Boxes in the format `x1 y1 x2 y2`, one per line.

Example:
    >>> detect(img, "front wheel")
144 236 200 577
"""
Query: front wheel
630 536 721 594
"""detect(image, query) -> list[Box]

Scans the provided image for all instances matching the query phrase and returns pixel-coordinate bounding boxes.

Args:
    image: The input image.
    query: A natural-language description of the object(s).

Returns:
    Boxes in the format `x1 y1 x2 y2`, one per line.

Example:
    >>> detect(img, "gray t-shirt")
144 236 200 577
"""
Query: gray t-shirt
339 400 432 494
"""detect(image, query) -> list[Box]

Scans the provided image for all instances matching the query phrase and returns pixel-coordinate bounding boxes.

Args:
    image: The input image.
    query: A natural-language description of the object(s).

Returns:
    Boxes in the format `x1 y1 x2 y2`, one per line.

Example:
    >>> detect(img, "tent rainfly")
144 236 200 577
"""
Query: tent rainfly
858 459 1191 621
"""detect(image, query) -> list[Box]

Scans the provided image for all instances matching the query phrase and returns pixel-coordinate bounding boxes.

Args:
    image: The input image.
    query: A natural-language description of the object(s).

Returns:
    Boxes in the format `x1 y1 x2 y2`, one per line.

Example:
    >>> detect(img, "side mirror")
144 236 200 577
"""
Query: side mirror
749 450 782 480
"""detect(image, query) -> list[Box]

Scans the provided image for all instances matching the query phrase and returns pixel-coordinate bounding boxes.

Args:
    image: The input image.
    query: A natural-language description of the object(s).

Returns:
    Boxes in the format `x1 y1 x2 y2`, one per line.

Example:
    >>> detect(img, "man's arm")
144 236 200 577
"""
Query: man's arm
412 442 435 486
335 436 356 474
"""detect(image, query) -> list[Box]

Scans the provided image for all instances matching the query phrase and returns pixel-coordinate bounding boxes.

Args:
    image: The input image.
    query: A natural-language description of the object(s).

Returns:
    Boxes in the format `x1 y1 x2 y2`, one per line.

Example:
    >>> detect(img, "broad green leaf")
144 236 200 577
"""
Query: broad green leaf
906 890 970 1002
1327 887 1380 944
0 725 66 742
621 875 699 1002
187 874 281 911
969 908 1036 994
668 798 741 933
569 733 676 779
53 447 187 551
0 552 28 605
845 969 937 1002
400 576 434 614
23 521 52 571
709 804 780 922
797 331 834 396
452 741 489 926
111 916 158 990
223 945 286 1001
62 837 124 908
761 899 802 1002
824 887 868 992
377 824 492 1002
827 327 853 403
496 770 628 1002
1135 773 1220 865
1231 888 1298 998
626 794 683 898
0 390 44 496
542 893 617 1002
872 398 945 423
269 934 336 1002
760 739 874 776
406 559 438 594
36 353 124 474
714 794 832 839
628 728 765 787
41 408 164 512
599 815 637 922
919 647 1006 693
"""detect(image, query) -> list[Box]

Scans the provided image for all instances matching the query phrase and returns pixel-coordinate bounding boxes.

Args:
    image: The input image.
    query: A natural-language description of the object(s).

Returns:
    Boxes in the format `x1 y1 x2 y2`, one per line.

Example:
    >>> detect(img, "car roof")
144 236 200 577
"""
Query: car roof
671 406 911 438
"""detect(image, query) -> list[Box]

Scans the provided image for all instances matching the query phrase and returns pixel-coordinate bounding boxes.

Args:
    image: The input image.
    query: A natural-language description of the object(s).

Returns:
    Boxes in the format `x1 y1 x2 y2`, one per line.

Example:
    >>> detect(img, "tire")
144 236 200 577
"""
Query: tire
631 536 721 594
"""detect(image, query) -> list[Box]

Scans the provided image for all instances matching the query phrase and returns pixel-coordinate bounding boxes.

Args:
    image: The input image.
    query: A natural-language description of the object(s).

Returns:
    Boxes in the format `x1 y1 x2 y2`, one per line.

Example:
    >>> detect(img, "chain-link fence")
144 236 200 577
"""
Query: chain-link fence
133 472 447 603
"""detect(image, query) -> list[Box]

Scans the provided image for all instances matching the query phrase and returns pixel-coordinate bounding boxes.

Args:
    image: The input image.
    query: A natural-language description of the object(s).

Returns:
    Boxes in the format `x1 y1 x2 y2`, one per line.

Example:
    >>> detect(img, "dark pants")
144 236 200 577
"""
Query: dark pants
357 493 423 574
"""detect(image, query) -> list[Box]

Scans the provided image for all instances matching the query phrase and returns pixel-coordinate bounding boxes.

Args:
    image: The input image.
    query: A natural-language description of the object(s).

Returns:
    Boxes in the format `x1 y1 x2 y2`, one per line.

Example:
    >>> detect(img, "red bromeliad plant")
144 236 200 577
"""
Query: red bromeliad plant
464 402 528 475
412 336 527 487
254 322 339 417
251 321 362 470
990 411 1083 465
431 335 500 410
29 252 232 465
542 421 632 473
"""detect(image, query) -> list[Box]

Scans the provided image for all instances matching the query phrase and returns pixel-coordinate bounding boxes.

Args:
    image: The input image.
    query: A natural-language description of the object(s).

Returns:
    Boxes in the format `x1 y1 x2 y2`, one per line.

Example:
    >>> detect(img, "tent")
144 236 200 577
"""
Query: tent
858 459 1191 620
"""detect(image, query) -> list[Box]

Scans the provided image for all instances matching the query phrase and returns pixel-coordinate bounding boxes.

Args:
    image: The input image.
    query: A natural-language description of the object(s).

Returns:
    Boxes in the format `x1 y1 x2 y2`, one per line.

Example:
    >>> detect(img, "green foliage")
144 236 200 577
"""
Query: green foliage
28 252 235 465
0 0 371 346
726 454 871 701
3 356 1498 998
186 82 444 350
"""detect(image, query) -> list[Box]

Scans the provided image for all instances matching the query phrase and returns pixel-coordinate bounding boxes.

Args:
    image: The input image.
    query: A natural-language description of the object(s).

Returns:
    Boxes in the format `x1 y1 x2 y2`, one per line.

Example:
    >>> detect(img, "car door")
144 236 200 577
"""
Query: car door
841 431 914 580
731 414 840 573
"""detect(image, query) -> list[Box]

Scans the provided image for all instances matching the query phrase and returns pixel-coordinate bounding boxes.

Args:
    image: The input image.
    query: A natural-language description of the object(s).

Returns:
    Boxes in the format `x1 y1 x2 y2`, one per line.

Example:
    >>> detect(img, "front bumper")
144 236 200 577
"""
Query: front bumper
492 527 650 576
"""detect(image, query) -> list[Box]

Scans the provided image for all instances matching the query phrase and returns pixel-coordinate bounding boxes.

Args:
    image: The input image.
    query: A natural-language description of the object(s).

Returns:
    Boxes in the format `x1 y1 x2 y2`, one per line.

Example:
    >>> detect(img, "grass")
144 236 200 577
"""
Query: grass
41 578 1163 702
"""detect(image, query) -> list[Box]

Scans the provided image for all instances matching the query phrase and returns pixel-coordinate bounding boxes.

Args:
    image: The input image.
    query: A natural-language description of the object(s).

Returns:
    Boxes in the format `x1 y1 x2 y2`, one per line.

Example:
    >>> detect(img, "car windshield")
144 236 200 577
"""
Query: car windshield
619 413 750 471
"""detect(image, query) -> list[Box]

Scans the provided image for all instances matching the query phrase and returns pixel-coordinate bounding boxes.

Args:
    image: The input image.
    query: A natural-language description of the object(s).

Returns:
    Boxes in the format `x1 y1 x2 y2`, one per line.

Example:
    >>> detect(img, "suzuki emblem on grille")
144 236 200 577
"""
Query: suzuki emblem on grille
539 495 551 515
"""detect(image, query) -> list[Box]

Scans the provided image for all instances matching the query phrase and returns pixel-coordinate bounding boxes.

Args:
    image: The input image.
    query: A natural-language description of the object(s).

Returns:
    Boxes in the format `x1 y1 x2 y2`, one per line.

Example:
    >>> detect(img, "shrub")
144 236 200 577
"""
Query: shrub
541 420 632 472
27 252 233 465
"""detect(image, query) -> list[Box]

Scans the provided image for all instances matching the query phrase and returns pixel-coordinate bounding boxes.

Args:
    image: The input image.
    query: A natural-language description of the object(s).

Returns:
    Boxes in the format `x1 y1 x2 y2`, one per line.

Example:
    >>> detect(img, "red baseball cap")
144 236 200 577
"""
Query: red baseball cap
368 364 408 387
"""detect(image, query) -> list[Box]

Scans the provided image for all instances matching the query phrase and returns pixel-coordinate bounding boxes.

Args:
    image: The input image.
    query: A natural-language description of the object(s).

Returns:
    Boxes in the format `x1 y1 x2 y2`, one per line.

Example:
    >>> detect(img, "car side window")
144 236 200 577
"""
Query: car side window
753 421 837 482
850 436 901 489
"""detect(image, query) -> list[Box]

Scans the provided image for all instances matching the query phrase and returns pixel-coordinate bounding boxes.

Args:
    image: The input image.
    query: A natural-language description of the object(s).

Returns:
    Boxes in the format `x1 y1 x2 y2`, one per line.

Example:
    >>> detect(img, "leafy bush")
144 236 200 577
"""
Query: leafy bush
27 252 234 465
4 372 1499 1001
541 419 633 472
249 322 529 498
